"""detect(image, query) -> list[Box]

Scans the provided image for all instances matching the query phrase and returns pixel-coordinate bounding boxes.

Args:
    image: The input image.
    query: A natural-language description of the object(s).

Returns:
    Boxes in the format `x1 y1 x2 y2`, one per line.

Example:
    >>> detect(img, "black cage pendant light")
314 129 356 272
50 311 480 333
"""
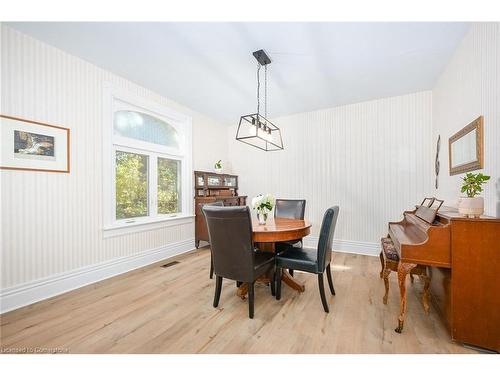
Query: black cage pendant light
235 49 284 151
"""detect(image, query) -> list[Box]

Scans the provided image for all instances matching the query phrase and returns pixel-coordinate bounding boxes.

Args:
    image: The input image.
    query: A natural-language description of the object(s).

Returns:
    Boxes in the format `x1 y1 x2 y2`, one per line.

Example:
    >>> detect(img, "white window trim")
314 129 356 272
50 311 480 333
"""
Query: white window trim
102 83 193 236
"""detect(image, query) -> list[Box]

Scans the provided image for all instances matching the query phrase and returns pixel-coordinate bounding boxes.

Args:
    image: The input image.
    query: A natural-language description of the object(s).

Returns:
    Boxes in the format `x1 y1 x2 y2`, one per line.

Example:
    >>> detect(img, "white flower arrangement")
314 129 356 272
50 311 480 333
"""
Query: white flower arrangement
251 193 275 214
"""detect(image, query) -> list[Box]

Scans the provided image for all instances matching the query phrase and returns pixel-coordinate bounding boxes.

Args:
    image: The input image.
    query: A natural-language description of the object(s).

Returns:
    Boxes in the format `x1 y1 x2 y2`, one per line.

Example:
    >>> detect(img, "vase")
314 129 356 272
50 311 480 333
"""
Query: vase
257 211 268 225
458 196 484 218
214 167 223 174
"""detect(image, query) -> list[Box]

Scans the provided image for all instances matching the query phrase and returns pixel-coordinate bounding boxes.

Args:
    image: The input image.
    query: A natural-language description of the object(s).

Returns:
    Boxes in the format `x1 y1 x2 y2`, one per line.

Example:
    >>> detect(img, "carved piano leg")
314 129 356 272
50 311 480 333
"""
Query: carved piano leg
379 251 385 278
395 262 417 333
382 267 391 304
421 273 431 314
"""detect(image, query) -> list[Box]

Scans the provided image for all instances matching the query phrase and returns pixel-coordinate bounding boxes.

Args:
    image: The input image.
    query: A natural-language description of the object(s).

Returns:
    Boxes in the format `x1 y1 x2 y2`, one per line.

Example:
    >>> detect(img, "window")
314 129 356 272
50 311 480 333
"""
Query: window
104 85 192 233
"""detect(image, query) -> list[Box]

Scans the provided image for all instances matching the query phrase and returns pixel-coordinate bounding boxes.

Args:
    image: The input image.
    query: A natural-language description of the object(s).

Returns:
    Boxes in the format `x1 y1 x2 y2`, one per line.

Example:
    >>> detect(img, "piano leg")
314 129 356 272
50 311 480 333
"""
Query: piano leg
421 273 431 314
395 262 417 333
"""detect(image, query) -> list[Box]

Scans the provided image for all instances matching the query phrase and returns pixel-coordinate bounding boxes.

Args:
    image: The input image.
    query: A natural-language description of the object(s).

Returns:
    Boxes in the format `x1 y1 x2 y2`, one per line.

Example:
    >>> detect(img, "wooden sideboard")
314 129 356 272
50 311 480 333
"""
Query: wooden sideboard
194 170 247 248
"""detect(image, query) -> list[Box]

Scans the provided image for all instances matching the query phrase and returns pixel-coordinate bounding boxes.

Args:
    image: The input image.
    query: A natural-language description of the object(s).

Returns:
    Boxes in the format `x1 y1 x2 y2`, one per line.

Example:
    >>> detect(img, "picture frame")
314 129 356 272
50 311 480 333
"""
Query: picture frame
0 114 70 173
448 116 483 176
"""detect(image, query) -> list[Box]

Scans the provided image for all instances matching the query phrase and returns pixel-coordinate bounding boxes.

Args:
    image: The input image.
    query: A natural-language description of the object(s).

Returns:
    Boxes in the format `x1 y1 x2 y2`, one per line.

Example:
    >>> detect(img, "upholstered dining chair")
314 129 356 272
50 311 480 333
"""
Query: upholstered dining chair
200 200 224 279
275 206 340 313
202 205 276 319
274 199 306 276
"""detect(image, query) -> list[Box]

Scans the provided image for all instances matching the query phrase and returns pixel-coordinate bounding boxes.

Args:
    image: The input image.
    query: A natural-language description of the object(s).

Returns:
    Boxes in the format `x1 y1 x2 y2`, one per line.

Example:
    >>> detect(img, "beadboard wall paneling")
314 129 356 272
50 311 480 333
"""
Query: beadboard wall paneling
0 25 227 292
433 23 500 217
227 91 434 247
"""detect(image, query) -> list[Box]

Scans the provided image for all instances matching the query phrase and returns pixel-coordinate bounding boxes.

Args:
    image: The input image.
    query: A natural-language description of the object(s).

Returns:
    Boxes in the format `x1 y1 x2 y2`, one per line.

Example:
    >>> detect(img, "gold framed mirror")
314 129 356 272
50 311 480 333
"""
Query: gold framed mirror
449 116 484 176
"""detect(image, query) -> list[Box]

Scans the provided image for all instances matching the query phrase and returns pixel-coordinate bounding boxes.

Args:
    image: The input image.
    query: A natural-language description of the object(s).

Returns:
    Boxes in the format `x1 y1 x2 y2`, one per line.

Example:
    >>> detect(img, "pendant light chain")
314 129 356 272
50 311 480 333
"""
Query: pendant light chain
264 64 268 122
256 62 261 116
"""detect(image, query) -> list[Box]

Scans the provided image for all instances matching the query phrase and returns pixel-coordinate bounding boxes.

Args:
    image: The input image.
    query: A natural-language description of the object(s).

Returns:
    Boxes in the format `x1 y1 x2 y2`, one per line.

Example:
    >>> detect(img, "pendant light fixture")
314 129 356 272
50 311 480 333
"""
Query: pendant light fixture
235 49 284 151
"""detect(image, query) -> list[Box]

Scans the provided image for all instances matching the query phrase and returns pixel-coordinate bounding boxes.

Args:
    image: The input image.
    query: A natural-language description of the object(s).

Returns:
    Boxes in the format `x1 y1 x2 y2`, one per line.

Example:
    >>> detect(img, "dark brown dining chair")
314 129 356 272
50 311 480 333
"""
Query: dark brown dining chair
274 199 306 276
200 200 224 279
275 206 340 313
202 205 276 319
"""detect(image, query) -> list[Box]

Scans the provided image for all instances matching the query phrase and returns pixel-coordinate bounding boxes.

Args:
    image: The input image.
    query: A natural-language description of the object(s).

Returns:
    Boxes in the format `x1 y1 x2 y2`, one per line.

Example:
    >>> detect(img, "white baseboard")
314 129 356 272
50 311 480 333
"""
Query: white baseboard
302 236 380 257
0 238 195 314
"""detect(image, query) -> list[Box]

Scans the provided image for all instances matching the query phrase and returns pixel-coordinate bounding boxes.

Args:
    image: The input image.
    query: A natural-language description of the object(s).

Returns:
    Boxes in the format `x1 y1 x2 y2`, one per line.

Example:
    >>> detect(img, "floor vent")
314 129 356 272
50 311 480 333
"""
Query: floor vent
161 261 180 268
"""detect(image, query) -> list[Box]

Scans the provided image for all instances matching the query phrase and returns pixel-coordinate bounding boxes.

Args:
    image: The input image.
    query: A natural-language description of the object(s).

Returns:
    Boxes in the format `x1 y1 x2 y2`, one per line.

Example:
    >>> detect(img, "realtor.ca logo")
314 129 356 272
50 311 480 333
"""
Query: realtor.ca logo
1 346 69 354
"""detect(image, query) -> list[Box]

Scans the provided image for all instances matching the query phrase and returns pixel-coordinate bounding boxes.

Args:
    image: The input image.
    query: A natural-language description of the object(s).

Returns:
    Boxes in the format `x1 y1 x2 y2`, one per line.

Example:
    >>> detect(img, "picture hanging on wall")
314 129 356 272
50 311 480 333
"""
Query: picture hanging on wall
0 114 70 173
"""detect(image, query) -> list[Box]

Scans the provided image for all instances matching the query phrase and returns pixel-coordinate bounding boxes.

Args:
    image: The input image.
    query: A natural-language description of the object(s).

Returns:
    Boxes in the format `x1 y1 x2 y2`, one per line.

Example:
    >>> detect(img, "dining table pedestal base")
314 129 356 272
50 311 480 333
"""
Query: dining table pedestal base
236 270 305 300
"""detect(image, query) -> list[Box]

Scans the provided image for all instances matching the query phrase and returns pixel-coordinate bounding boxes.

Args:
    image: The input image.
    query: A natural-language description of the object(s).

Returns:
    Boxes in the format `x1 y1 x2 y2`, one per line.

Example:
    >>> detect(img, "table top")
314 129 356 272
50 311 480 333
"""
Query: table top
252 217 311 243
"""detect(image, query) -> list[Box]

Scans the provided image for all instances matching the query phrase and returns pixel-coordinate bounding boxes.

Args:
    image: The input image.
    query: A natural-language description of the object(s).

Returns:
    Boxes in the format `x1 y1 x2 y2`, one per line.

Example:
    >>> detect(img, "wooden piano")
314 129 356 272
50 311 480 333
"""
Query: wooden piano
386 203 500 352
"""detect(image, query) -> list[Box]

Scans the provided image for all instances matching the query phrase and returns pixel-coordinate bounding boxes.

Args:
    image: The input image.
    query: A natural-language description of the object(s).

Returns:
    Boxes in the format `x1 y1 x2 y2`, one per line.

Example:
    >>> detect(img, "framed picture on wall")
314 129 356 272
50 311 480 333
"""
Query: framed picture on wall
0 115 70 173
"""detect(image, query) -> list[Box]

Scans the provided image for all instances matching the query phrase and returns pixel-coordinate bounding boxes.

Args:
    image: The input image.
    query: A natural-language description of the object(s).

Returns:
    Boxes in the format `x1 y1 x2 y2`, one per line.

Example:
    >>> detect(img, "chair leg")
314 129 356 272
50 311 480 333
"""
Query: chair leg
289 269 294 277
248 282 255 319
270 269 276 296
213 276 223 307
421 273 431 314
318 273 329 313
209 254 214 279
326 264 336 295
383 267 391 304
379 251 384 278
276 267 282 300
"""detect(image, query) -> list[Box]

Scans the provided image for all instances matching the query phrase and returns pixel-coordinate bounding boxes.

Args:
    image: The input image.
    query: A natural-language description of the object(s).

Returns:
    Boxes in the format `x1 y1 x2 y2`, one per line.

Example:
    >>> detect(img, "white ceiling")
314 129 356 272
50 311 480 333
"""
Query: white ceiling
7 22 469 124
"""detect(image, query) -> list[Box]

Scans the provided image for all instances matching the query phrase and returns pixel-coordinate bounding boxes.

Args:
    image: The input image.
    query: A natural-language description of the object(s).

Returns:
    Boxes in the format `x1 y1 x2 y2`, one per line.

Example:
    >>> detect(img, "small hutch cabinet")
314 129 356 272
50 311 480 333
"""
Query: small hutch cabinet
194 170 247 248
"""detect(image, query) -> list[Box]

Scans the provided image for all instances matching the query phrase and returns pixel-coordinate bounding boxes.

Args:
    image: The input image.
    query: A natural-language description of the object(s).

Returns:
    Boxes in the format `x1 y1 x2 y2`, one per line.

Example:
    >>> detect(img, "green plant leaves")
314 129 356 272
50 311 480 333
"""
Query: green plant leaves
461 172 490 198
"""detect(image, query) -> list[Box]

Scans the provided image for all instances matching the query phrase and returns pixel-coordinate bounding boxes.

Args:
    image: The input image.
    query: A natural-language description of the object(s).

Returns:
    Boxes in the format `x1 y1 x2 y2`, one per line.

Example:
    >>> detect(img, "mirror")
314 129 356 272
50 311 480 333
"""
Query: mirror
449 116 484 176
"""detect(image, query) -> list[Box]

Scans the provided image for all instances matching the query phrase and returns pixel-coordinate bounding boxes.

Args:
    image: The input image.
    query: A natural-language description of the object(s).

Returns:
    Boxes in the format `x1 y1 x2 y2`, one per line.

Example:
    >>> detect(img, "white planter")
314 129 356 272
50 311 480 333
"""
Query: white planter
458 197 484 218
214 167 223 174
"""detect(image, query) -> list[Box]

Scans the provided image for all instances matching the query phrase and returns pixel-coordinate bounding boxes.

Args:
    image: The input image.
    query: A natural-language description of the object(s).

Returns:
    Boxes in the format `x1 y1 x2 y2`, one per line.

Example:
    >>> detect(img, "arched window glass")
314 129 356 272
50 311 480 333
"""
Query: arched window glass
114 110 180 149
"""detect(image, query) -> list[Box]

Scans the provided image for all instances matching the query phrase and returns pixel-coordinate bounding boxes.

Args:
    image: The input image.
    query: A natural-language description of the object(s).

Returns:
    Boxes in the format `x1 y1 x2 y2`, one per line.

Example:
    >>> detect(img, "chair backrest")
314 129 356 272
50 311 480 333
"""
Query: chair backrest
202 205 255 282
274 199 306 220
317 206 340 271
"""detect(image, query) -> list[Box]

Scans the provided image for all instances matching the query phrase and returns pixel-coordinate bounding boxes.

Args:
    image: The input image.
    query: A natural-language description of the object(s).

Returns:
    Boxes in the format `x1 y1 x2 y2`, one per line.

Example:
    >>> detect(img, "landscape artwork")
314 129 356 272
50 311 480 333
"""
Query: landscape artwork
14 130 55 159
1 114 70 172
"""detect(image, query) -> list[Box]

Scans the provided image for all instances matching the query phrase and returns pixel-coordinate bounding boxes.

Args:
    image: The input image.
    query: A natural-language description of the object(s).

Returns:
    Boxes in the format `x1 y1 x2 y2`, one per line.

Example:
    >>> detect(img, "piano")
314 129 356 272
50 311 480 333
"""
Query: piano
387 204 500 352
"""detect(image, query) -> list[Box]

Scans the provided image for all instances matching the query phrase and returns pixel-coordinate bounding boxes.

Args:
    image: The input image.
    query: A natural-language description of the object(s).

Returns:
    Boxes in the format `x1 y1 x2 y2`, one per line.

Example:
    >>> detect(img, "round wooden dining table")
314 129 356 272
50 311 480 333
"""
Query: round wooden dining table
236 217 311 299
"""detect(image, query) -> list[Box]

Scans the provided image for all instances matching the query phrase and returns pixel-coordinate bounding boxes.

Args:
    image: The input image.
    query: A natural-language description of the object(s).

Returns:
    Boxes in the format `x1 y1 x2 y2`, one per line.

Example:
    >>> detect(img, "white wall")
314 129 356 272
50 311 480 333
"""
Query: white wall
0 25 227 312
433 23 500 217
228 91 434 253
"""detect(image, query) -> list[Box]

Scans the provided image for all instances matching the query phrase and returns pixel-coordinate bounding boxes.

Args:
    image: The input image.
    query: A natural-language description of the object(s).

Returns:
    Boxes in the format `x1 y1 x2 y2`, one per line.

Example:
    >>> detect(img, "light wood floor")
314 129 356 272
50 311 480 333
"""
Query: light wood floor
0 248 476 354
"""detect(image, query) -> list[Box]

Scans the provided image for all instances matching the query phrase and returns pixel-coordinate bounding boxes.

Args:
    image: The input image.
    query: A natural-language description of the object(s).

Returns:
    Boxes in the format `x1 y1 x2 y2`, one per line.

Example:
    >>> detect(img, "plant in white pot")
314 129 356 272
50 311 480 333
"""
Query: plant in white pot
214 160 223 174
251 193 275 225
458 172 490 218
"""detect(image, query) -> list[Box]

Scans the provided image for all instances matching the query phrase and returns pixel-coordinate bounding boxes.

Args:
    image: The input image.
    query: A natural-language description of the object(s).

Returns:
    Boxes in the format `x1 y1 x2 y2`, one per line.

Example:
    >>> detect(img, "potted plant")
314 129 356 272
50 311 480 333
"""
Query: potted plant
251 193 275 225
458 172 490 217
214 160 223 174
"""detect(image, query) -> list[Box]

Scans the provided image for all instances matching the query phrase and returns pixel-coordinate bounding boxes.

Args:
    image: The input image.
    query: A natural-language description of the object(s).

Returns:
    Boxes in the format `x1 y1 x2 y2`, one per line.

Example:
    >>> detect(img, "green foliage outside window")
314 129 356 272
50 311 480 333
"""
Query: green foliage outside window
158 158 180 214
116 151 148 219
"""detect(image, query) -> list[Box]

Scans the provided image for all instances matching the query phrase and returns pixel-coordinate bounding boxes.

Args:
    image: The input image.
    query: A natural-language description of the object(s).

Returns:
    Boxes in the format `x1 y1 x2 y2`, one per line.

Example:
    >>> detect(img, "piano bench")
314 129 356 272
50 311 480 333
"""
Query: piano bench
381 237 400 261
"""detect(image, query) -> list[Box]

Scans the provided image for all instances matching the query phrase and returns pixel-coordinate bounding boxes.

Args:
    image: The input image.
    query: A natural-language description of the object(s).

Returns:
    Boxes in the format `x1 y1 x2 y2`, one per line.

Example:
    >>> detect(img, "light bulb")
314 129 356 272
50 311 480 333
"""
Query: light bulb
248 124 256 136
257 127 265 139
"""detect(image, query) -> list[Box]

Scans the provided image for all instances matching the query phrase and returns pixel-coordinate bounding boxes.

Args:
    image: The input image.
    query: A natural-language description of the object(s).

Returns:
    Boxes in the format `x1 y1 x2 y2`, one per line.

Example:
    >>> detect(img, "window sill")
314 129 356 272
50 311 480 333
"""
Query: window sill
103 214 195 239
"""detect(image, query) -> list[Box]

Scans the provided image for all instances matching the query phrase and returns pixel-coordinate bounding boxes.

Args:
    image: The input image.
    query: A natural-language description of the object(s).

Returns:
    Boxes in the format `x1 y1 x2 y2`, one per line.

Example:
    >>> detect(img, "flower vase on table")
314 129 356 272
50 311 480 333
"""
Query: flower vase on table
257 210 268 225
252 193 275 226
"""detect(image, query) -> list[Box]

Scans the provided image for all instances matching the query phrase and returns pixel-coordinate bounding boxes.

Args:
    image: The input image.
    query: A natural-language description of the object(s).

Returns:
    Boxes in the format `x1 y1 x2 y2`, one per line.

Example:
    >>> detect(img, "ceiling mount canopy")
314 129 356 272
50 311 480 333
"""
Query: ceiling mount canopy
236 49 284 151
